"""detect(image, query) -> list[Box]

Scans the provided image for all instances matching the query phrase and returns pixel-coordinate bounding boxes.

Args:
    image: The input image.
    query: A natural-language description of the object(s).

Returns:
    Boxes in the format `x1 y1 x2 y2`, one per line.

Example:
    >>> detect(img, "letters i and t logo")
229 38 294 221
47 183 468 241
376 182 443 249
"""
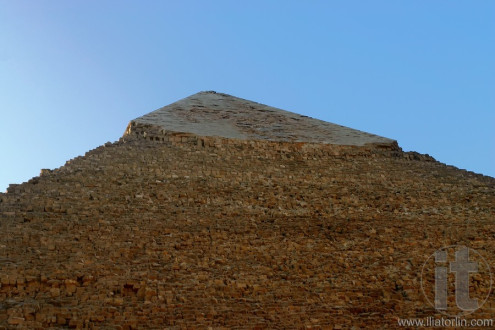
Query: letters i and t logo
421 245 492 317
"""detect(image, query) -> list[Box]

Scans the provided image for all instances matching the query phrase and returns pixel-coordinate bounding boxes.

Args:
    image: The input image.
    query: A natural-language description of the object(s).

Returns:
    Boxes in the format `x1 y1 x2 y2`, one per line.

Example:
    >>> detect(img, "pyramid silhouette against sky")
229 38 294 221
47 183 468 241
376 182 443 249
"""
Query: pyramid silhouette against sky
0 92 494 328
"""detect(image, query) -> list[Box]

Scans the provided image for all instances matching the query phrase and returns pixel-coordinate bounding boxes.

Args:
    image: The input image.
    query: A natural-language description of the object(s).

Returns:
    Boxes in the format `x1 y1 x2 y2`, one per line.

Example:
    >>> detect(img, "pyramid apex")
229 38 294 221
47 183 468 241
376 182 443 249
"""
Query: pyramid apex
125 91 396 147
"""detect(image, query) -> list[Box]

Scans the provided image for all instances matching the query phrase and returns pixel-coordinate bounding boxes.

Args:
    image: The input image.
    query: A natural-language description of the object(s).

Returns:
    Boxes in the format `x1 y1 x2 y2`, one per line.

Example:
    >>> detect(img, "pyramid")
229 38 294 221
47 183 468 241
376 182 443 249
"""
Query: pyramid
0 92 494 328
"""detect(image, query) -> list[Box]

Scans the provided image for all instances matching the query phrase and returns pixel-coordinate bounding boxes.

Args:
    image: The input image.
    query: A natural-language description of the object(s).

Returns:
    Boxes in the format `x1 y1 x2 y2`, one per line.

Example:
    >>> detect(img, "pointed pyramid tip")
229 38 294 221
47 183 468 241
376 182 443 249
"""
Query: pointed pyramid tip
125 92 397 147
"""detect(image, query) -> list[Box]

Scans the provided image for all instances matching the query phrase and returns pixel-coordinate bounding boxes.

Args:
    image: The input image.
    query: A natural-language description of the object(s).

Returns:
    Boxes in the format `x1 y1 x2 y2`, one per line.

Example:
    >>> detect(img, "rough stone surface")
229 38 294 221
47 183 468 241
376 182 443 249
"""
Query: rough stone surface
129 91 396 146
0 94 494 328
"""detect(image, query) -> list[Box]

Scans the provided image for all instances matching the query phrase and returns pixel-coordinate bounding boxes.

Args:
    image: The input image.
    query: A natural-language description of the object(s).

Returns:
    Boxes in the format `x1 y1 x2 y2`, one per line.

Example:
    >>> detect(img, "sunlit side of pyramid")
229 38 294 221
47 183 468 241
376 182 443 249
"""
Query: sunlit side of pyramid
0 92 494 328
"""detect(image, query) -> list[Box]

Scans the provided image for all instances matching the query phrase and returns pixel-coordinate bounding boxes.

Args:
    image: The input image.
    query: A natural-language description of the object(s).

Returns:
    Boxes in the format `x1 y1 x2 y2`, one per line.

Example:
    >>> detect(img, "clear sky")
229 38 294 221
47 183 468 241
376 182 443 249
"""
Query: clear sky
1 1 494 191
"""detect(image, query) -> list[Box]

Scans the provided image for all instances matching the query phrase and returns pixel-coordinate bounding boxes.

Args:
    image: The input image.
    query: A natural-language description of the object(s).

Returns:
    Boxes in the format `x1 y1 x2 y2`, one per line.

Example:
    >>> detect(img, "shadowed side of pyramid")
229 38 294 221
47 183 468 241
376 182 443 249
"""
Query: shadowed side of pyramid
124 91 397 147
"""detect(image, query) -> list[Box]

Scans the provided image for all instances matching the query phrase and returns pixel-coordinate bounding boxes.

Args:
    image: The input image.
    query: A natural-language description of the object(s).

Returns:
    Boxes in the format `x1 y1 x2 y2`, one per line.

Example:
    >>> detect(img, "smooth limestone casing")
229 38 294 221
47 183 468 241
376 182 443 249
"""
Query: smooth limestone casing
130 91 397 147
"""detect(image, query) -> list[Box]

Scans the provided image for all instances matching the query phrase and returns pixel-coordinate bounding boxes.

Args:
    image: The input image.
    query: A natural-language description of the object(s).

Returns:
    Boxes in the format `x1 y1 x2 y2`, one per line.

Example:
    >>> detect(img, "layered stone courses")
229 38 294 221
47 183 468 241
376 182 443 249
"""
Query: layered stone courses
0 94 494 328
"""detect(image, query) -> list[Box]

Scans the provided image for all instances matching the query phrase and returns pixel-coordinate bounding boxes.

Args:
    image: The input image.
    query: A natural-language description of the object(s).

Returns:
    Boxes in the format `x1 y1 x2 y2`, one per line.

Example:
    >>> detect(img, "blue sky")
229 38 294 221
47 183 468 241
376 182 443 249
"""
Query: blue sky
1 1 494 191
